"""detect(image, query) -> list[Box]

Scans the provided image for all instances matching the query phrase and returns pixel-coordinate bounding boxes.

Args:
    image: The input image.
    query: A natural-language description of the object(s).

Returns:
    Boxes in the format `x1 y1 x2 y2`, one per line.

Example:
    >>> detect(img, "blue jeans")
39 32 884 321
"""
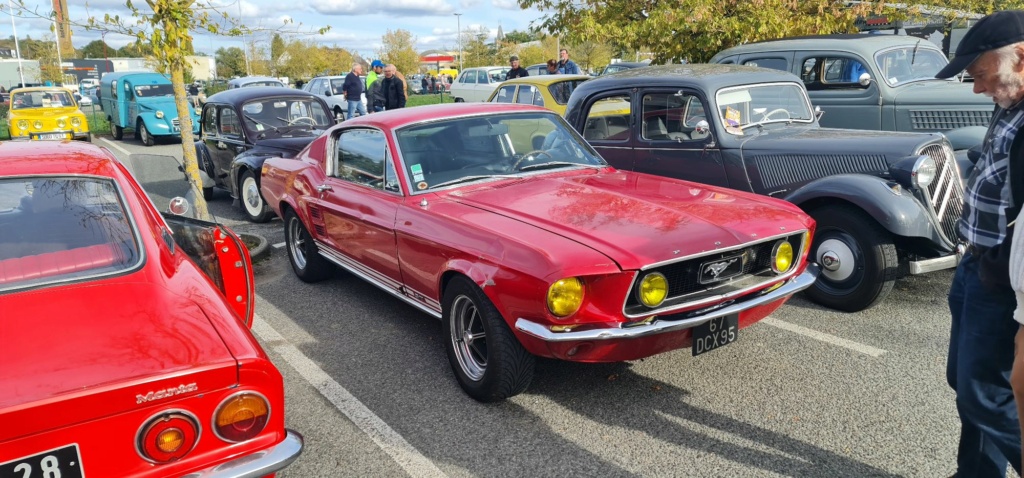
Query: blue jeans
947 253 1022 477
346 99 366 119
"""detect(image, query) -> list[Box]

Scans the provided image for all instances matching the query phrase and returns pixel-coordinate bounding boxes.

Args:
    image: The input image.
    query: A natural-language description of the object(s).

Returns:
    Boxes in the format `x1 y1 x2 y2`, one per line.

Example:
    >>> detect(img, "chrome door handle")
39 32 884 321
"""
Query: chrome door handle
316 184 333 193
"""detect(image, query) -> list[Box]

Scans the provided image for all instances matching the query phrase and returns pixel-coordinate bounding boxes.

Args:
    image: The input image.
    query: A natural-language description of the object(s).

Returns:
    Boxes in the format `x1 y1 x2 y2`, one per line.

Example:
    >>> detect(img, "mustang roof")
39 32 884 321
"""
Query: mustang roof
206 86 319 105
1 141 119 178
341 103 551 130
577 64 802 94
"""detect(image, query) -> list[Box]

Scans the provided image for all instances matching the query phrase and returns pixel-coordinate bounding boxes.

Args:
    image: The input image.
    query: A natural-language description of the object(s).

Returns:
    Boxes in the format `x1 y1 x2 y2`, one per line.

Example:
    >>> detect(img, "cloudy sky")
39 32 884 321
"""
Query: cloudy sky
7 0 550 59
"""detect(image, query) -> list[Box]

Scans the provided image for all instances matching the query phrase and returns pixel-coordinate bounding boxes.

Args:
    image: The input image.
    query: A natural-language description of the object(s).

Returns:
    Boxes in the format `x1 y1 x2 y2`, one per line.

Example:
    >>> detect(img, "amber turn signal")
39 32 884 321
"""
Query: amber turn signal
214 392 270 442
137 412 199 463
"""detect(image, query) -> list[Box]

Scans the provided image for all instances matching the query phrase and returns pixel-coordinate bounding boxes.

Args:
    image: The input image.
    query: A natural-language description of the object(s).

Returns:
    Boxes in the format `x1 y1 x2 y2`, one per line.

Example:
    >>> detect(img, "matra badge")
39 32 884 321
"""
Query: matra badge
699 255 743 284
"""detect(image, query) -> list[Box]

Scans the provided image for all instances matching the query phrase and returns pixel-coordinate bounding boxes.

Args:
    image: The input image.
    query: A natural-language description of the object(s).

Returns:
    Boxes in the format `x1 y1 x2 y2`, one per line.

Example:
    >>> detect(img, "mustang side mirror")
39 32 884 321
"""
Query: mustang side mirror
858 72 872 87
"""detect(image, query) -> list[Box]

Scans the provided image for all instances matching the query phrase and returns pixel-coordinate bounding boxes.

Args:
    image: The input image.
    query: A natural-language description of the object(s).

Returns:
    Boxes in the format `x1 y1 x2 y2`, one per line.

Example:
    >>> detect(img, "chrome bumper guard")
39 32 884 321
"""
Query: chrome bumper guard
908 248 962 275
515 264 820 342
183 429 304 478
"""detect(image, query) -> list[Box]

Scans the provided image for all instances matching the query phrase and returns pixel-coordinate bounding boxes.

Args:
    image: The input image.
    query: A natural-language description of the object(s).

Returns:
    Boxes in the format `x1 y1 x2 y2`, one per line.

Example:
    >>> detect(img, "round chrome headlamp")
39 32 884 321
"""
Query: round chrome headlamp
636 272 668 308
17 119 28 130
912 156 936 189
56 118 66 128
71 117 82 127
33 120 42 129
547 277 584 318
155 110 165 119
771 240 794 274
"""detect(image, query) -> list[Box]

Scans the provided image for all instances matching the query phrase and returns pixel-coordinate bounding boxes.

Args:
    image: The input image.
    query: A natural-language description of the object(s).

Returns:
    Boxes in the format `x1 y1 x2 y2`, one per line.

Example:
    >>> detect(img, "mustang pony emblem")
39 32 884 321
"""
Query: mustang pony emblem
704 258 739 279
136 383 198 404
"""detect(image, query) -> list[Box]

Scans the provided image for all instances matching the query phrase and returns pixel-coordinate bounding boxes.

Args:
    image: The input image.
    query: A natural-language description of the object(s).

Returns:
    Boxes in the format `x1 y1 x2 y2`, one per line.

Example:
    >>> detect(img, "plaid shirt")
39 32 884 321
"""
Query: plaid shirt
959 105 1024 247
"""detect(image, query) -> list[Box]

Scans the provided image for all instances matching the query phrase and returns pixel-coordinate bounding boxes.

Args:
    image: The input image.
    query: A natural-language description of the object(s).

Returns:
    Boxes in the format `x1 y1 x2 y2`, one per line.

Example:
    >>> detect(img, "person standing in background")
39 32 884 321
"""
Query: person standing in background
382 64 406 110
507 55 528 80
557 49 580 74
342 62 366 119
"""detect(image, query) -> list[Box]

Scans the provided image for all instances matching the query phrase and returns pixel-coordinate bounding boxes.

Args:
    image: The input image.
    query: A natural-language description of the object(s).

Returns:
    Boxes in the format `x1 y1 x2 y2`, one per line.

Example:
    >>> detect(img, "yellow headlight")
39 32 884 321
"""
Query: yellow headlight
57 118 66 128
547 277 584 318
17 120 28 130
637 272 668 307
71 117 81 127
772 240 794 274
155 110 165 119
33 120 42 129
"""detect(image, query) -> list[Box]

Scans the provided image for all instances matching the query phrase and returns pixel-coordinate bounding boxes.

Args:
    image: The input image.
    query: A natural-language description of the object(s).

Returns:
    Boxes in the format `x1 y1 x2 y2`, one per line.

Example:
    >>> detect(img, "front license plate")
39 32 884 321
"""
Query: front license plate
33 133 68 141
691 314 739 356
0 444 84 478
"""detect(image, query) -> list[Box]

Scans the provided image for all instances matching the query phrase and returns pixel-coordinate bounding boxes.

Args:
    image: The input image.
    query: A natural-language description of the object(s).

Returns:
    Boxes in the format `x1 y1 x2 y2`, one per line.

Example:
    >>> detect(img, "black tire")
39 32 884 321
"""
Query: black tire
112 124 123 140
454 97 465 103
239 170 272 223
805 204 898 312
443 276 534 402
139 120 154 146
283 208 332 282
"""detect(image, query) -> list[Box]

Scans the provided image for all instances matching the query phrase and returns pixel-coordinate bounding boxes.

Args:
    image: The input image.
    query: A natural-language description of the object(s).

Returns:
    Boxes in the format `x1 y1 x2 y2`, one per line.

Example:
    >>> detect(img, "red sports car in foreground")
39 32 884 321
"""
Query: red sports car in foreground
260 103 819 402
0 142 302 476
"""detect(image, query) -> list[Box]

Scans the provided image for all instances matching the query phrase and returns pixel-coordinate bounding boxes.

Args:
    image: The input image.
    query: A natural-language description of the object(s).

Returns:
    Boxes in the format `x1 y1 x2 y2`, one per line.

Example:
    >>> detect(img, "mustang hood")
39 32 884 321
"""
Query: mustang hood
0 282 239 441
446 170 810 270
893 80 994 107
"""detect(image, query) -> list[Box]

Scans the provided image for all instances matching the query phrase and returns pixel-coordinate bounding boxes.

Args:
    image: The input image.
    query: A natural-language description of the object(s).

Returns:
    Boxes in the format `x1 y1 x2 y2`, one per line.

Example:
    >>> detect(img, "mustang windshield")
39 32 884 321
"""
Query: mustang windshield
396 112 605 192
715 83 814 133
873 46 949 86
0 177 140 292
241 97 333 137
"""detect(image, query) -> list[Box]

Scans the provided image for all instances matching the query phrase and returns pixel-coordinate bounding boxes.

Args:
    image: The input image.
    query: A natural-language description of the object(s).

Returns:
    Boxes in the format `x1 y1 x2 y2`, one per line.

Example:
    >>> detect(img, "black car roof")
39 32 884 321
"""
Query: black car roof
578 64 801 94
206 86 316 104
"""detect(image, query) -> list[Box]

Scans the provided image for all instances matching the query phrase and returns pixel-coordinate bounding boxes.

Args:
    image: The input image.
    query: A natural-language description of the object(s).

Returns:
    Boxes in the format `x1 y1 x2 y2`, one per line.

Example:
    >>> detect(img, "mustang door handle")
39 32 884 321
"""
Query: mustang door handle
316 184 333 193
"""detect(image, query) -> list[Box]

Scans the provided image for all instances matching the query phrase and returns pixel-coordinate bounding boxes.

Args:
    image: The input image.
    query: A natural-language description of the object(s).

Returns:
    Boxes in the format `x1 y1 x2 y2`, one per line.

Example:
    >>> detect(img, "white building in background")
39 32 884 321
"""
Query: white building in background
0 59 41 88
187 56 216 81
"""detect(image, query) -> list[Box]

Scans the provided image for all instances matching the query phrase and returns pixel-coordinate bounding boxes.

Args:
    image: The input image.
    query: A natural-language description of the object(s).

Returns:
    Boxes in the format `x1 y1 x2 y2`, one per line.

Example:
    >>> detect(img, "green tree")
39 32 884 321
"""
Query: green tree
461 27 495 67
215 46 247 78
118 40 154 57
517 0 1024 64
567 40 612 74
80 39 113 59
378 29 419 75
270 33 285 75
502 29 537 44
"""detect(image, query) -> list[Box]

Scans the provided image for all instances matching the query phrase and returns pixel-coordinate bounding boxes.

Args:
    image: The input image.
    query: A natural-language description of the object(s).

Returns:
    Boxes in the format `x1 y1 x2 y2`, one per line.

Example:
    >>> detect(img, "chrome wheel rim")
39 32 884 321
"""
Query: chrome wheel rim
288 217 308 270
242 176 262 217
140 124 149 144
817 237 857 282
449 295 487 381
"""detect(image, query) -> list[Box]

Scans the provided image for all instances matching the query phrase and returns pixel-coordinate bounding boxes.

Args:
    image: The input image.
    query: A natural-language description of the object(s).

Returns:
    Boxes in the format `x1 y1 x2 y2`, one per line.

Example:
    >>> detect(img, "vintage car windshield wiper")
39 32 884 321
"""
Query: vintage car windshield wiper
430 174 521 189
518 161 600 172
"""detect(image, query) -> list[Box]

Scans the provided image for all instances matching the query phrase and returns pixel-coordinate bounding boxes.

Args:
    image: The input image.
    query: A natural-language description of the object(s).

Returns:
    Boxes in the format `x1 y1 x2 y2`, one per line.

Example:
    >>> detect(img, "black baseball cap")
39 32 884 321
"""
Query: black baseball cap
936 10 1024 79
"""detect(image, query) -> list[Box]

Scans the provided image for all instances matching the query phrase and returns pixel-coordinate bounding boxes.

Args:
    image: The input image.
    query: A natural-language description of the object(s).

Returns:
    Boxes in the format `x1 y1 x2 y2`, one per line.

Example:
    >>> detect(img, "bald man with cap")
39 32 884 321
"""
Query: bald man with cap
938 9 1024 476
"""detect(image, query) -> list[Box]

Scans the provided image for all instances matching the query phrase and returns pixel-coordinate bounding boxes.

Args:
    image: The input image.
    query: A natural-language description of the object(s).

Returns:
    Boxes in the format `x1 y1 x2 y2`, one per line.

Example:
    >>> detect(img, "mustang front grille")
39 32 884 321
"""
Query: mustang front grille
755 154 888 190
623 232 806 317
920 142 964 246
910 110 991 130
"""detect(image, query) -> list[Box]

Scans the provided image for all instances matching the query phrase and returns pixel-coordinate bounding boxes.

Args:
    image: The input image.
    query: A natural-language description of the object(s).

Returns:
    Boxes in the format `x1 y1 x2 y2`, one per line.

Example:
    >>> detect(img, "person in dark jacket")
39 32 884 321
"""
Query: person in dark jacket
381 64 406 110
342 63 366 119
934 10 1024 476
421 76 429 95
506 55 528 80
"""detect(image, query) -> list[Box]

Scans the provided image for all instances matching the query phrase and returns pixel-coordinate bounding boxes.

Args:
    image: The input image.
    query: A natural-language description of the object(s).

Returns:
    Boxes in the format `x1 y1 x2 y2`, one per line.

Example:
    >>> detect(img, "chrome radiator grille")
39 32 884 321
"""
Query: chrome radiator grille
910 110 991 130
920 143 964 245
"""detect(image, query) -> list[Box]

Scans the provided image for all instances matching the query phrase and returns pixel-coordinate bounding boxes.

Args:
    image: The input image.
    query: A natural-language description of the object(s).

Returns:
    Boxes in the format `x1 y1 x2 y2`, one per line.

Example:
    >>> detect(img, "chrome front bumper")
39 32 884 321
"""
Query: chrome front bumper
908 246 963 275
515 264 820 342
183 429 304 478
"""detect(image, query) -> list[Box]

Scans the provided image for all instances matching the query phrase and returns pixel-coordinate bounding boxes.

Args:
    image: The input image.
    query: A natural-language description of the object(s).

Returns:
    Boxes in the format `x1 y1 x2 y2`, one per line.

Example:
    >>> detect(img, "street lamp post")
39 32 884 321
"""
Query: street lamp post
8 0 25 86
454 13 462 72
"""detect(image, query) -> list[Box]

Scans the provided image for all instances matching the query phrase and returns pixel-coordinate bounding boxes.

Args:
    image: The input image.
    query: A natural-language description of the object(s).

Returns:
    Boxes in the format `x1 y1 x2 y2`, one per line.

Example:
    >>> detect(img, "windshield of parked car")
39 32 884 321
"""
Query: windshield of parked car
240 97 333 137
0 177 140 292
715 82 814 134
874 46 949 86
396 112 605 192
11 90 75 109
134 83 175 97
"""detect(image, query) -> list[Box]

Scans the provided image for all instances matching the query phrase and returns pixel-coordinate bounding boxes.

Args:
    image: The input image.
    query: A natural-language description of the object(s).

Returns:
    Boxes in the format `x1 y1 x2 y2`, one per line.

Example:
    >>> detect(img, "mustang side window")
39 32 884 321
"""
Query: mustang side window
335 129 387 190
582 94 631 142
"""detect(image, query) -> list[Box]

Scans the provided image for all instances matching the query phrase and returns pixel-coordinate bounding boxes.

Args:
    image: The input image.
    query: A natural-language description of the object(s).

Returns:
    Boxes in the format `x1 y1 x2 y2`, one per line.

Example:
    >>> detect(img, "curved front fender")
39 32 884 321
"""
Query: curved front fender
136 113 176 136
944 126 986 151
784 174 942 242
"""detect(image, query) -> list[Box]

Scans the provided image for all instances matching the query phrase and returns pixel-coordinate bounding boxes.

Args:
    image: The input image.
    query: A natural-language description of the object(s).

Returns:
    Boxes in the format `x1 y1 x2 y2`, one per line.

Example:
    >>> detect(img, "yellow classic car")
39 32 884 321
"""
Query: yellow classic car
7 87 90 142
487 74 591 116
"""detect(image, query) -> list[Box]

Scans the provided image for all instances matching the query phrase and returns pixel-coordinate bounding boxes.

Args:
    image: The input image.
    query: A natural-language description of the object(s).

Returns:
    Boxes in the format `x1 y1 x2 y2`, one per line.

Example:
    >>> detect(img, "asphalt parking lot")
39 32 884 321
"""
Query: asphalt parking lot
107 137 962 477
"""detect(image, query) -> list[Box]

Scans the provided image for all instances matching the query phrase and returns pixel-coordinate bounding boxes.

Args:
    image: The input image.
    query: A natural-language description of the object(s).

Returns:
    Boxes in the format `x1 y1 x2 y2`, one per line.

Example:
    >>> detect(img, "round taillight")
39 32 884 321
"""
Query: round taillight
137 411 200 463
214 392 270 443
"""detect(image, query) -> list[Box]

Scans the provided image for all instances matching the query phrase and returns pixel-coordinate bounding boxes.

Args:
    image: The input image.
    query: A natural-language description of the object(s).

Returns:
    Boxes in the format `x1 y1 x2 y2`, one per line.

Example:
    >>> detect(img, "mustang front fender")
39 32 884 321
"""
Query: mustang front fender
784 173 942 242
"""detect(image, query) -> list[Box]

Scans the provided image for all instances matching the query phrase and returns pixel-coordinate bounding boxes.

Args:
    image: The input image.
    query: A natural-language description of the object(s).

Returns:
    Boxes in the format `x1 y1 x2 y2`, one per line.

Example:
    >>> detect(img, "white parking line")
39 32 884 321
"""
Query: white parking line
273 242 286 249
98 137 131 156
761 318 886 357
251 316 448 478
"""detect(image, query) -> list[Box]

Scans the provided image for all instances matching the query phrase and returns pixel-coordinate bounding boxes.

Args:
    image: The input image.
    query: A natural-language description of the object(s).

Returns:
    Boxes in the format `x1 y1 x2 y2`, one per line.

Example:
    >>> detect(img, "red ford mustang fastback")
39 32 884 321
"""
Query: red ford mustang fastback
0 142 302 477
260 103 820 402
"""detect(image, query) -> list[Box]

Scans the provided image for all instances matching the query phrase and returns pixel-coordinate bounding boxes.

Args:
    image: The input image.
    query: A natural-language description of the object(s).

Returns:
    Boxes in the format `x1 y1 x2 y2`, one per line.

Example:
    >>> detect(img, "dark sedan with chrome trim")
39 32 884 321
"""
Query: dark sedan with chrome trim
194 86 337 222
565 64 963 312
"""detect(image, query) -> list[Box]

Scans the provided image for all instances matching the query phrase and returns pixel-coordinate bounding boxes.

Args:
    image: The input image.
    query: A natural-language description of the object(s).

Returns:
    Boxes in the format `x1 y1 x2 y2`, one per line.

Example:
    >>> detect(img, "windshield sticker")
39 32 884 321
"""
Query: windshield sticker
724 106 741 126
726 126 744 136
413 173 424 182
417 181 428 190
410 164 423 175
